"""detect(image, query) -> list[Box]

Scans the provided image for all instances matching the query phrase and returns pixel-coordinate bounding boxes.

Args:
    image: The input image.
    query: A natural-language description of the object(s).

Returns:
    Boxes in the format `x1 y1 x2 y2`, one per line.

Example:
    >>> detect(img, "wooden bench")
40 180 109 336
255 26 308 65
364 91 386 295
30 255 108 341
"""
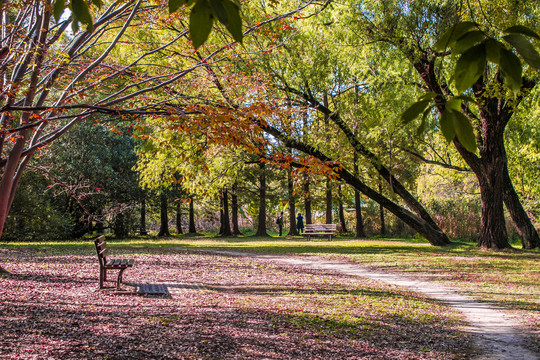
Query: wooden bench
94 235 134 289
302 224 338 240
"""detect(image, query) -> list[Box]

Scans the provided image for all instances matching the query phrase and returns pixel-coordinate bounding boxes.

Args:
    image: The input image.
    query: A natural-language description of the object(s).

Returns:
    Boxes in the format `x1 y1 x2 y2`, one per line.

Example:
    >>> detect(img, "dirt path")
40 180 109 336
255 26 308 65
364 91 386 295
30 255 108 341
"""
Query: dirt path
194 249 538 360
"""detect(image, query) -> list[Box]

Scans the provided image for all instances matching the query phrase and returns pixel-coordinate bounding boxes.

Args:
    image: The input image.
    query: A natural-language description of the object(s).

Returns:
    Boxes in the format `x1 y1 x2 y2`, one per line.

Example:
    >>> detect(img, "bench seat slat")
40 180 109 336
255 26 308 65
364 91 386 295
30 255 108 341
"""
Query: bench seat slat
105 258 134 268
302 224 337 240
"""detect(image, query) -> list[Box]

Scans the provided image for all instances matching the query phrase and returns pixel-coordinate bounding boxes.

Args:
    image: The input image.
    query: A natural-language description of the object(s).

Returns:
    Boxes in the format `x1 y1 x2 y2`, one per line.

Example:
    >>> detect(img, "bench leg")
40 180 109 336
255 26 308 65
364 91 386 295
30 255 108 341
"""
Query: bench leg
117 268 126 288
99 267 105 289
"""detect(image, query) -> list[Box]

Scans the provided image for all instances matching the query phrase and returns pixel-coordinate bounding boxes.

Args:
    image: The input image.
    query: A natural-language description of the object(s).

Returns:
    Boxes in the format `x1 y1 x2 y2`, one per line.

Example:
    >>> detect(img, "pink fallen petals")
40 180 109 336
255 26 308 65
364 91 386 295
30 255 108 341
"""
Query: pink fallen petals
0 247 473 359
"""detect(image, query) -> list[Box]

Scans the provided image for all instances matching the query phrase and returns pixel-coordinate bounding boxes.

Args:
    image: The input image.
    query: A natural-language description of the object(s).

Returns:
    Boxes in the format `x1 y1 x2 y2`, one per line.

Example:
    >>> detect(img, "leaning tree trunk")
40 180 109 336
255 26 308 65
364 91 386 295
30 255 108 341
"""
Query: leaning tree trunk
158 192 170 237
221 187 232 236
502 168 540 249
288 86 444 234
288 169 299 236
231 182 242 235
258 120 450 246
256 162 269 236
189 196 196 234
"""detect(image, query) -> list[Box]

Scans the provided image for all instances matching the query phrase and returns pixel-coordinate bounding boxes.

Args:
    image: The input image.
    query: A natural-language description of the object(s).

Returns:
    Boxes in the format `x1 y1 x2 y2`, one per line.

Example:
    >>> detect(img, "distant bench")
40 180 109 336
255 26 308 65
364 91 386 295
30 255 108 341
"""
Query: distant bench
302 224 338 240
94 235 134 289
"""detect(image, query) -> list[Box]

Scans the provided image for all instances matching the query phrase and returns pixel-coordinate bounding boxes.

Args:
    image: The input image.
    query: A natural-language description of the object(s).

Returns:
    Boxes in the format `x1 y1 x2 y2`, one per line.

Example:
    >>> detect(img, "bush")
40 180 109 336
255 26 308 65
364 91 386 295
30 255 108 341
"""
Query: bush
3 172 72 241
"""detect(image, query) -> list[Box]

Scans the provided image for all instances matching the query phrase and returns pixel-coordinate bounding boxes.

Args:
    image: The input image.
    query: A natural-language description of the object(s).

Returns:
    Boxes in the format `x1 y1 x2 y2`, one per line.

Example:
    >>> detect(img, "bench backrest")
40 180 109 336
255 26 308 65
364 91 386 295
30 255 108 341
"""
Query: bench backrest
94 235 108 267
304 224 337 232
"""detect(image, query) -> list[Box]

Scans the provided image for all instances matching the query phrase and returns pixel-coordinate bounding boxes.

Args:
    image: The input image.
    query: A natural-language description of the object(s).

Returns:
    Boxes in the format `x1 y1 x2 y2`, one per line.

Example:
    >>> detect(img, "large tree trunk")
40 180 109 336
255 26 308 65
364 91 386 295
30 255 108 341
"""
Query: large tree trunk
288 169 299 236
256 162 269 236
176 201 183 235
452 123 512 249
221 187 232 236
189 196 196 234
353 152 366 237
158 192 170 237
411 56 534 250
231 182 242 235
502 168 540 249
477 169 508 249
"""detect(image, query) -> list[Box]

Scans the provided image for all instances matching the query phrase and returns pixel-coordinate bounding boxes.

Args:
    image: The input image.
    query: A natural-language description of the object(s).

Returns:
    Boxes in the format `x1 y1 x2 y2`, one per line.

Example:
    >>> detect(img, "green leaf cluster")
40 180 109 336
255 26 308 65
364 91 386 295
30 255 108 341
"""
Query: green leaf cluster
404 20 540 154
170 0 243 49
53 0 242 49
402 93 477 153
53 0 102 32
436 22 540 95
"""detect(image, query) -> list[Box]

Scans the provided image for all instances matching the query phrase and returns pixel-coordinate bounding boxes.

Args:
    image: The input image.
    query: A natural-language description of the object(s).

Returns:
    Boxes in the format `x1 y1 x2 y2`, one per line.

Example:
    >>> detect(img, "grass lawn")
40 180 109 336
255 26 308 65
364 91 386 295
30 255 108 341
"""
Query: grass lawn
1 235 538 359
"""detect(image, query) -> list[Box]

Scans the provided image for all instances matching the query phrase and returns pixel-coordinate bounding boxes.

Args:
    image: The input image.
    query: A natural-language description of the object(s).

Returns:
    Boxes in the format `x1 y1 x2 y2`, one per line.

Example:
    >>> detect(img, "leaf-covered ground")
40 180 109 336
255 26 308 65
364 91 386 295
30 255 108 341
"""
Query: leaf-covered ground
0 244 473 359
171 236 540 350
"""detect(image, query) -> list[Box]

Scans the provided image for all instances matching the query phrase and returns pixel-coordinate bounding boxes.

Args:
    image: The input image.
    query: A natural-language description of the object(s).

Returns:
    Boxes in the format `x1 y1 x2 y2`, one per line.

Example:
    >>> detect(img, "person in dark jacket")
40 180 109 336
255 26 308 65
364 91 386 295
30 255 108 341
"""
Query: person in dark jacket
296 213 304 234
276 211 284 236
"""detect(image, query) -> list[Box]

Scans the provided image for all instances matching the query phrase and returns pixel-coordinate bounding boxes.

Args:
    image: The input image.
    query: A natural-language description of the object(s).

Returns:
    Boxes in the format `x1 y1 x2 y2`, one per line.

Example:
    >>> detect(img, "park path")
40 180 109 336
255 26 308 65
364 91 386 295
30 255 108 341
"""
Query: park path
190 249 538 360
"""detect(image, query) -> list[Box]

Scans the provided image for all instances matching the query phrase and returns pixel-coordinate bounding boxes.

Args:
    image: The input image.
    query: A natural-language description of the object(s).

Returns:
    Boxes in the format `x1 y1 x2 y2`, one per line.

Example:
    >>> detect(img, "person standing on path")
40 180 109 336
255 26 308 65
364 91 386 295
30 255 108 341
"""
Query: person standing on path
276 212 284 236
296 213 304 234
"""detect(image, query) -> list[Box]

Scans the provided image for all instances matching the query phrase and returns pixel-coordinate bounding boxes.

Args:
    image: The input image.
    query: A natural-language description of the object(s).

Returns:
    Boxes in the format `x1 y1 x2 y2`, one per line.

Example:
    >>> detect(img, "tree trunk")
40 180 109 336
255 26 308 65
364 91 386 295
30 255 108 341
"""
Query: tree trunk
219 193 224 235
355 189 365 237
114 212 129 238
176 201 183 235
453 133 512 249
502 168 540 249
338 184 347 233
221 187 232 236
353 152 366 237
189 196 196 234
477 169 509 249
378 177 386 235
96 209 104 234
288 169 299 236
304 175 312 225
326 179 333 224
139 197 147 235
0 9 50 240
411 56 523 250
158 192 170 237
256 162 269 236
231 182 242 235
448 90 513 250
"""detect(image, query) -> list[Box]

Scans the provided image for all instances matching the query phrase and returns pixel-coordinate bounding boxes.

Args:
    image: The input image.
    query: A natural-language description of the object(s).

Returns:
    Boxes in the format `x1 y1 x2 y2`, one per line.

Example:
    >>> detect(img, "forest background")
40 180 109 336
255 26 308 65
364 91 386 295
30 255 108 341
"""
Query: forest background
2 0 540 252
